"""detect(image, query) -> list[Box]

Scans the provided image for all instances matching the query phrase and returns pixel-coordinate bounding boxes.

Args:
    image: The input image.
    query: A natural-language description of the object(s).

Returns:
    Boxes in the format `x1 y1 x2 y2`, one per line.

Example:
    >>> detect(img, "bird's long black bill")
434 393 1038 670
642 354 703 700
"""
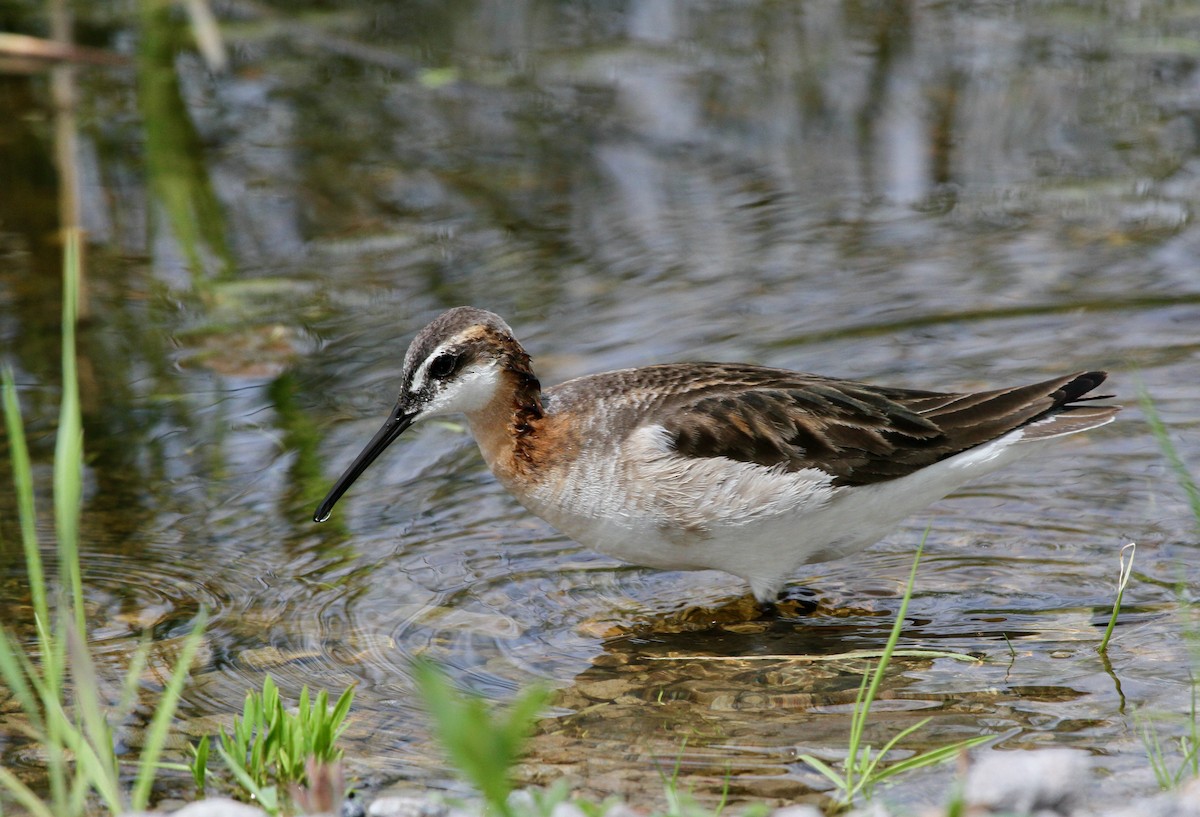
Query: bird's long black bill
313 406 415 522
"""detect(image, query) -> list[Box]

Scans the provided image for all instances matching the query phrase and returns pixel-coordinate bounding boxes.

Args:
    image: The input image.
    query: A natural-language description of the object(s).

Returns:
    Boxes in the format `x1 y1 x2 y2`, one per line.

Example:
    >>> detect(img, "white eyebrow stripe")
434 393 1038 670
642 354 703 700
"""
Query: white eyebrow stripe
409 338 460 393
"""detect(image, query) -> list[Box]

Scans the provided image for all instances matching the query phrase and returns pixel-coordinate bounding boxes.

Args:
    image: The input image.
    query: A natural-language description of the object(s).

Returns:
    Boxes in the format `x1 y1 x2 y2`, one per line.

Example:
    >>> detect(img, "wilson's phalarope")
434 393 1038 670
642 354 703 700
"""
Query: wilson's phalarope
314 307 1118 605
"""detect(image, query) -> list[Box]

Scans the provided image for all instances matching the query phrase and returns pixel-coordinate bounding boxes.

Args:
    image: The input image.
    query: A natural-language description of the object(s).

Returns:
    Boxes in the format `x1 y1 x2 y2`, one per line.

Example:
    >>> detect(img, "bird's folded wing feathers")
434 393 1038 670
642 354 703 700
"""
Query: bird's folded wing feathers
659 369 1115 486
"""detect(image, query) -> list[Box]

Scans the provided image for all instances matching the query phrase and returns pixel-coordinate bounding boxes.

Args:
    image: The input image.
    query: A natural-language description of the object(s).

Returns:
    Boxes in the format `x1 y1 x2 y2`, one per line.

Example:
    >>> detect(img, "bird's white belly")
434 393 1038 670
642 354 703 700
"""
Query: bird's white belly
503 424 1039 602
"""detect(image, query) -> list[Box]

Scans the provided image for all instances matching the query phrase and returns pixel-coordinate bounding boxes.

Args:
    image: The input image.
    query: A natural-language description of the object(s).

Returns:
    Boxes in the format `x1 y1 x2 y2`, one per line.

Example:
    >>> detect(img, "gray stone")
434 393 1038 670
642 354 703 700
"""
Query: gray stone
768 806 825 817
550 802 589 817
965 749 1089 815
507 790 536 814
367 795 450 817
169 798 270 817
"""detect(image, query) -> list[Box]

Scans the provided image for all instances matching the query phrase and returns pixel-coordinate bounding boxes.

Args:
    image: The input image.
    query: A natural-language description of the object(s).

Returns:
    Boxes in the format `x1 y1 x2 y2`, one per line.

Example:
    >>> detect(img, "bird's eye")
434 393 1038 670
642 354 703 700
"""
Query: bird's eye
428 353 459 380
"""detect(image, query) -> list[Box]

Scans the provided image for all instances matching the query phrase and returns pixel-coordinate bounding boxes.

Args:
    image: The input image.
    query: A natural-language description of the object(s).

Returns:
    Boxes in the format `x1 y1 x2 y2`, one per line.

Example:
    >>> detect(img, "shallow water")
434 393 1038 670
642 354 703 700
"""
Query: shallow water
2 0 1200 811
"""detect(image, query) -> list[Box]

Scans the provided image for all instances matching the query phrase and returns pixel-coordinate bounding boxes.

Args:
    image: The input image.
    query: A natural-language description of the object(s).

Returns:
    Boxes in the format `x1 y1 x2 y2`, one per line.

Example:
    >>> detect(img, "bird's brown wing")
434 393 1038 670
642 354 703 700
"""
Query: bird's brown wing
652 367 1115 486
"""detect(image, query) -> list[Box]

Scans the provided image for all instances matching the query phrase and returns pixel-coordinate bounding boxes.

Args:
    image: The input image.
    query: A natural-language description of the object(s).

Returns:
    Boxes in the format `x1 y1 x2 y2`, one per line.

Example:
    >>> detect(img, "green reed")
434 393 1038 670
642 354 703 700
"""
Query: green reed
0 230 207 816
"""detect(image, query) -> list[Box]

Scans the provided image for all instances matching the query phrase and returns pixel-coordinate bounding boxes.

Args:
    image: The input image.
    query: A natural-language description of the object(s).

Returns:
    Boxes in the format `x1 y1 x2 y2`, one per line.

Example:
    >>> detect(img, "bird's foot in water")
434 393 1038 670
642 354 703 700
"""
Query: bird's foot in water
759 586 820 621
577 586 824 638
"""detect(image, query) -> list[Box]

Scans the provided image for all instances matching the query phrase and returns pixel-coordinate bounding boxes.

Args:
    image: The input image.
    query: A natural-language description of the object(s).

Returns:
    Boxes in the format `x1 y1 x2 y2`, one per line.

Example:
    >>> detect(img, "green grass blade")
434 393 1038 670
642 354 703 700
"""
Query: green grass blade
118 640 153 720
796 754 846 789
330 686 355 740
1150 734 1174 789
871 717 933 762
215 743 278 816
846 531 929 794
36 612 71 817
866 529 928 705
298 685 311 723
190 735 210 792
42 696 121 814
1140 389 1200 525
131 608 209 810
856 717 934 784
1 367 48 629
67 734 123 814
153 762 195 773
0 628 43 733
1188 686 1200 780
36 614 66 719
1182 739 1200 784
870 735 993 782
845 666 873 766
414 658 524 817
64 623 121 811
262 675 278 711
55 228 86 636
501 684 550 754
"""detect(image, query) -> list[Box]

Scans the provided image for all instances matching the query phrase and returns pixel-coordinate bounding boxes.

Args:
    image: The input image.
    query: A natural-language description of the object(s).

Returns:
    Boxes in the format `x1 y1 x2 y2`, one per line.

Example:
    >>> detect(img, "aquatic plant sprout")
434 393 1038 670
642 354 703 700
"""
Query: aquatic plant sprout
197 674 355 814
1097 542 1136 655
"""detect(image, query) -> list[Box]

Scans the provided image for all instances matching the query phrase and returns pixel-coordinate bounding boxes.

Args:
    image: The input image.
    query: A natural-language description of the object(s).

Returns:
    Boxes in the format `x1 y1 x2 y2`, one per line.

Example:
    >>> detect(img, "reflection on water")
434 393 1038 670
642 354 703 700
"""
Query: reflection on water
2 0 1200 810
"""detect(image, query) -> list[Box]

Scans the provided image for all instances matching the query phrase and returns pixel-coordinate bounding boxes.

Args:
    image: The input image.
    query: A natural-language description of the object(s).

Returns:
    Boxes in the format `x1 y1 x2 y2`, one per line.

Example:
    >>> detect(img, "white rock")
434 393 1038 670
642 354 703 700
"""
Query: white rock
169 798 270 817
966 749 1089 815
507 790 536 814
768 806 825 817
550 802 589 817
368 795 450 817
